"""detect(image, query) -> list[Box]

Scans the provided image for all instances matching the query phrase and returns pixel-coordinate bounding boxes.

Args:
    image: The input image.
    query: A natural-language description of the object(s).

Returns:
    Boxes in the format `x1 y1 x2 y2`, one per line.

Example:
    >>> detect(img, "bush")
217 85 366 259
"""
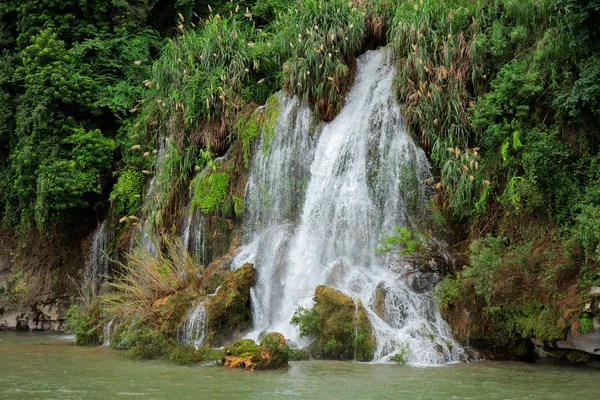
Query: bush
169 345 224 365
65 302 103 346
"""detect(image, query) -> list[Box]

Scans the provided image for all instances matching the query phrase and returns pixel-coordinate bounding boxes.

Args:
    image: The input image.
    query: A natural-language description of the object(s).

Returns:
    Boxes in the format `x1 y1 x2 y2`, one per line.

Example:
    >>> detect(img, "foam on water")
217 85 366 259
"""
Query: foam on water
234 49 463 365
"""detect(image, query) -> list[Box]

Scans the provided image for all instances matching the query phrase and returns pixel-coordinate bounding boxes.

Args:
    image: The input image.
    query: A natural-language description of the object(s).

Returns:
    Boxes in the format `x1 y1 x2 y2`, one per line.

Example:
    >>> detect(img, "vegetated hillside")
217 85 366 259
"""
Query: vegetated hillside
0 0 598 359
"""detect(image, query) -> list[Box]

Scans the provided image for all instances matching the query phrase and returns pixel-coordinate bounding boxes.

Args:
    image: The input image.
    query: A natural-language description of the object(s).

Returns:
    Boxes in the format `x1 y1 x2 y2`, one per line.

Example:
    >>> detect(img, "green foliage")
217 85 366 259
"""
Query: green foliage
438 235 582 352
389 342 410 364
291 286 375 361
191 172 230 214
377 226 422 255
291 306 321 338
110 169 146 217
275 0 365 120
124 326 169 360
65 303 103 346
169 345 224 365
577 313 595 334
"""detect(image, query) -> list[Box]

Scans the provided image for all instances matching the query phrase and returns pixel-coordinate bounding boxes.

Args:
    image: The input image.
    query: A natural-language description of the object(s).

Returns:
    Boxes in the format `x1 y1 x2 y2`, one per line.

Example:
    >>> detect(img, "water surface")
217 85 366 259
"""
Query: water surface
1 332 598 399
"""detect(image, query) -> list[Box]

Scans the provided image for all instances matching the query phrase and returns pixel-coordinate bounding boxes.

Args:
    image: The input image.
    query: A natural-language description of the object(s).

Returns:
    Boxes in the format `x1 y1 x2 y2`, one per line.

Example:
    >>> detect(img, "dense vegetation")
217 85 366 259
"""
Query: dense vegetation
1 0 599 360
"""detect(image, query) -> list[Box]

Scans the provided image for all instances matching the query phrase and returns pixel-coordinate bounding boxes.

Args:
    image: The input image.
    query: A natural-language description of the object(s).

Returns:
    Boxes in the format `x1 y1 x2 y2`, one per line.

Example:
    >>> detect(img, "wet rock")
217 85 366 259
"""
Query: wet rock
223 333 291 371
309 285 376 361
205 263 256 346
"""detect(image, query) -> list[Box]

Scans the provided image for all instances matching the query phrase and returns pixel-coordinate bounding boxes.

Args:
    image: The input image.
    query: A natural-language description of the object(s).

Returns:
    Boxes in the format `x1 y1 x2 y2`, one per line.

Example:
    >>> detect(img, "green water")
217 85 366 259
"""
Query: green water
0 332 598 399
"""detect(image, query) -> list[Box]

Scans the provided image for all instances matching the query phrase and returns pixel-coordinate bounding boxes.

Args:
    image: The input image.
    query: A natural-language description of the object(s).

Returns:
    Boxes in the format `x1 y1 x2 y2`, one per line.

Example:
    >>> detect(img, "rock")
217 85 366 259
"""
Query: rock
0 298 68 332
222 333 291 371
554 318 600 356
374 283 387 321
590 286 600 298
205 263 256 346
306 285 376 361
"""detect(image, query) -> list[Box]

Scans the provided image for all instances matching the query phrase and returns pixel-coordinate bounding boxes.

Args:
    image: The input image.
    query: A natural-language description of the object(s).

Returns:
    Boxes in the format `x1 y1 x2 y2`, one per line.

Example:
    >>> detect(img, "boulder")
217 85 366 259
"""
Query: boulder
205 263 256 346
223 333 291 371
590 286 600 298
554 317 600 356
310 285 376 361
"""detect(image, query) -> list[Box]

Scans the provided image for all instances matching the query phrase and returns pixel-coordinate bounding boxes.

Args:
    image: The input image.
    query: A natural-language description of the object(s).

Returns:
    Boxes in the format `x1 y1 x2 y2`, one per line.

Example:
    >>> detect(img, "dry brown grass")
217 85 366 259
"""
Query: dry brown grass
102 236 203 324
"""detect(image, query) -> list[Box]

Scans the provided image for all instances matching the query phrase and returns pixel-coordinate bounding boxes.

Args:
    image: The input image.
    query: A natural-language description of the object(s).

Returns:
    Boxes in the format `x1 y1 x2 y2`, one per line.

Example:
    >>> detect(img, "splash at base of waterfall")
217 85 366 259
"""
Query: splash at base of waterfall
234 49 465 365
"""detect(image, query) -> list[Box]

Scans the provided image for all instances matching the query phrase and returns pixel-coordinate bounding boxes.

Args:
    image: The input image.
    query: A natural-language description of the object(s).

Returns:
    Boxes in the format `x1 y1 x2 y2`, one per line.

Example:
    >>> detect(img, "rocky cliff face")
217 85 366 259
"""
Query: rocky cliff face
0 231 84 332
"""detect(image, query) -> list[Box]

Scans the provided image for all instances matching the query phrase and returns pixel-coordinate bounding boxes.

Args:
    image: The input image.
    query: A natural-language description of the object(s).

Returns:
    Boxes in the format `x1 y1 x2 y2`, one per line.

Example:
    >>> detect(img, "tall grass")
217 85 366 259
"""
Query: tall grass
103 236 203 324
275 0 366 120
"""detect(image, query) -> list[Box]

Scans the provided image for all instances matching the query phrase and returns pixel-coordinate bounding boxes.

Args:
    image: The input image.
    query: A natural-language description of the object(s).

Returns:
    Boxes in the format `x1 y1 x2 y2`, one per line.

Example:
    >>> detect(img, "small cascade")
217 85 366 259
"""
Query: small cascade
179 151 231 264
84 221 112 294
103 319 114 347
234 49 463 365
181 208 206 265
139 137 170 253
179 301 208 348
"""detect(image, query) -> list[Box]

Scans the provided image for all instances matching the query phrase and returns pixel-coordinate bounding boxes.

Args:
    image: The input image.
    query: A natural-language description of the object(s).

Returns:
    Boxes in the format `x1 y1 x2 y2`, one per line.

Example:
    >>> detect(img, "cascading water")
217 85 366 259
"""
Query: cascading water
181 208 206 265
84 221 112 294
234 49 464 365
179 301 208 348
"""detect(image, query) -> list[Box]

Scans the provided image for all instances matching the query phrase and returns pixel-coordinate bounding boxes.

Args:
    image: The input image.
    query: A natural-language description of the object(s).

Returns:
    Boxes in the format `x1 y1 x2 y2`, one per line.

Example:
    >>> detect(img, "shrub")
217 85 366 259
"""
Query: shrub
65 301 103 346
169 345 224 365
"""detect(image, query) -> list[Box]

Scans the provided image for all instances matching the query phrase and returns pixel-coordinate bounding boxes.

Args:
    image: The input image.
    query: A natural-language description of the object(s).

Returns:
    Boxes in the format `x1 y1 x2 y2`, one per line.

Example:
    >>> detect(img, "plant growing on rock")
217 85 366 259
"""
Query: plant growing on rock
291 285 376 361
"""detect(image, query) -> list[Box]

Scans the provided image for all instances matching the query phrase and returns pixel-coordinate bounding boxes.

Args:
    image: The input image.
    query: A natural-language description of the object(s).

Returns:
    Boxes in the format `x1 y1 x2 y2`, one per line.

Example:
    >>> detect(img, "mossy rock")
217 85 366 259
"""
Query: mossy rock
205 263 256 346
199 235 241 294
222 333 292 371
295 285 376 361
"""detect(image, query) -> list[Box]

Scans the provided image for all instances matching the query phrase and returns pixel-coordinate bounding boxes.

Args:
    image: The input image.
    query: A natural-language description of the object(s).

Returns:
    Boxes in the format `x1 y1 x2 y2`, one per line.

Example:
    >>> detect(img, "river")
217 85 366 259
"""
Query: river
1 332 598 399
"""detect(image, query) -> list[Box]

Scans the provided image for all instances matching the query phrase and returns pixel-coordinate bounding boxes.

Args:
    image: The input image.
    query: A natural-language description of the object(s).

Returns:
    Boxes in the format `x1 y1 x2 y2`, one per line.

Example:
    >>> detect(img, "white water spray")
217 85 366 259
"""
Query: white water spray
234 49 463 365
85 221 111 294
179 301 208 348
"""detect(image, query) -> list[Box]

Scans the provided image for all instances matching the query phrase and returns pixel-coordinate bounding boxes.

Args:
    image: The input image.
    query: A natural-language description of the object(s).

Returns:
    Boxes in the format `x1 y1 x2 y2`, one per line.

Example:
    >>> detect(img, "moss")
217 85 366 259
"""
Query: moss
222 333 293 371
110 169 145 216
160 290 200 339
291 285 376 361
374 283 387 320
205 263 256 346
261 95 280 155
191 172 230 215
169 345 224 365
259 332 289 369
545 348 591 364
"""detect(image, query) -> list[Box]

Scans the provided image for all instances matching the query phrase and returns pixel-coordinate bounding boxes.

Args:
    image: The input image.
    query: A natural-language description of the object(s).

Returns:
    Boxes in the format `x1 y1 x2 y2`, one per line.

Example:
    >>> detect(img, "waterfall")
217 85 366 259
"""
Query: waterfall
179 301 208 348
234 49 463 365
181 208 206 265
103 319 114 347
84 221 111 294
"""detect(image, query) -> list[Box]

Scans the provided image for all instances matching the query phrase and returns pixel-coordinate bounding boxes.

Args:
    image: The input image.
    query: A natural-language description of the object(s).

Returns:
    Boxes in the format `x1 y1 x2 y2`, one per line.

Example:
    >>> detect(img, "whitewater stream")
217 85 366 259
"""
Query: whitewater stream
233 49 461 364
